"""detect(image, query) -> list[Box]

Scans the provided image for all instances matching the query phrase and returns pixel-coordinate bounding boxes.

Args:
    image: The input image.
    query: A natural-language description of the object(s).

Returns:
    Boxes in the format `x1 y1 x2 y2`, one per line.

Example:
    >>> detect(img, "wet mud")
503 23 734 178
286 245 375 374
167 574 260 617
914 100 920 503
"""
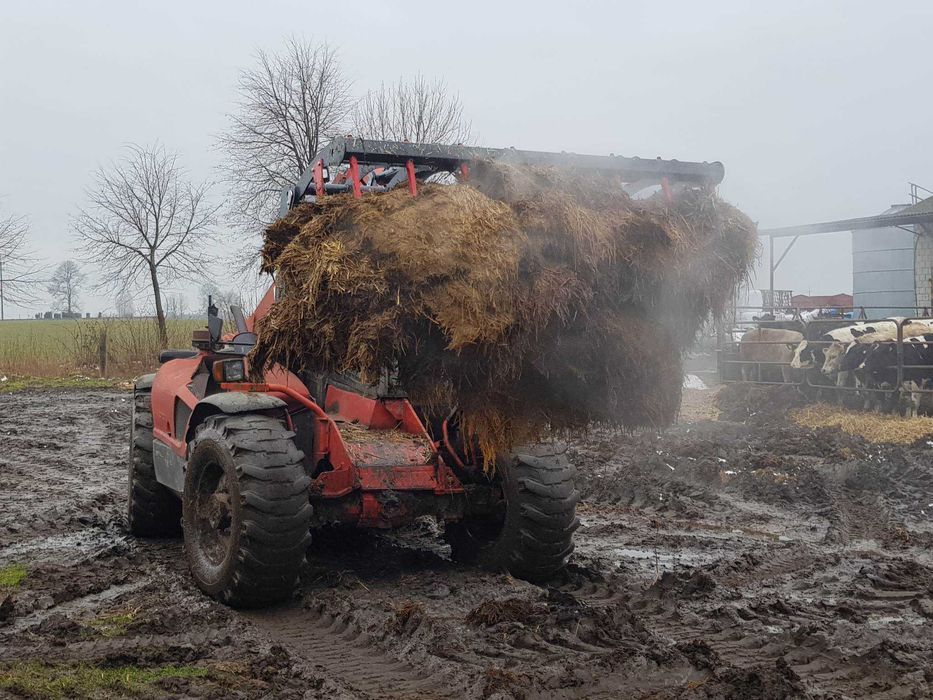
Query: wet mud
2 387 933 698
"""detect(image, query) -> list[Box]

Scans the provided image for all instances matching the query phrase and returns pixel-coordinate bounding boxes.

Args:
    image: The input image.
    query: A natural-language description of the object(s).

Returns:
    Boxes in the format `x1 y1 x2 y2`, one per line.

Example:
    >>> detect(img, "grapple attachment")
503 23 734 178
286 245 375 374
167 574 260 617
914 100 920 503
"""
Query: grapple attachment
280 136 724 215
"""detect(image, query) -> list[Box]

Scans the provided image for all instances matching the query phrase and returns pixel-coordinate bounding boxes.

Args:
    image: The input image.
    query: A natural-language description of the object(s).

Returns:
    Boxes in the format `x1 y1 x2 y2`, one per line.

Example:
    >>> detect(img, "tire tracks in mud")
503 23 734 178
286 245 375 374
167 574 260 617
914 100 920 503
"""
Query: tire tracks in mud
244 604 457 700
0 630 230 663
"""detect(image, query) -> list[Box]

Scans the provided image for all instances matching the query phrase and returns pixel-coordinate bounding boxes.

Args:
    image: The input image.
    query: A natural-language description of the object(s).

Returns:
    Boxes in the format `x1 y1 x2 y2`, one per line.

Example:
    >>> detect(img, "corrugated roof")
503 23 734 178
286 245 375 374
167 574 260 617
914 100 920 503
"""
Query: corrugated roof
900 195 933 234
900 195 933 215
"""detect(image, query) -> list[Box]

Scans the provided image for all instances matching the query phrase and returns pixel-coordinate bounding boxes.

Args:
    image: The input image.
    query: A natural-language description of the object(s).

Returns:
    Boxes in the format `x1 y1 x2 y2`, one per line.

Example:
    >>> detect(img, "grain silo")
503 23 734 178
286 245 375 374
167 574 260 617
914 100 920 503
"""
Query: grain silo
851 205 915 317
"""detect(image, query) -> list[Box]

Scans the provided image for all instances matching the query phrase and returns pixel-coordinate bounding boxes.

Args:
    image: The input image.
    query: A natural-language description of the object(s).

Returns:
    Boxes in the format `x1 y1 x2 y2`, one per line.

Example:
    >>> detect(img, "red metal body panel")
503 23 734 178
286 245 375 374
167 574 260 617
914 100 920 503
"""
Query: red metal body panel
312 159 325 198
151 356 202 458
406 159 418 197
348 156 362 198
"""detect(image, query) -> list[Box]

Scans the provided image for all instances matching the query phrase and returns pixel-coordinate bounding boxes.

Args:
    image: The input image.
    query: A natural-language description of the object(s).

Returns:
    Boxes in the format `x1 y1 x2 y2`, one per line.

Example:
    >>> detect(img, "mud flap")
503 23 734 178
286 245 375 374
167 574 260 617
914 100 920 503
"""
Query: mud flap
153 440 186 494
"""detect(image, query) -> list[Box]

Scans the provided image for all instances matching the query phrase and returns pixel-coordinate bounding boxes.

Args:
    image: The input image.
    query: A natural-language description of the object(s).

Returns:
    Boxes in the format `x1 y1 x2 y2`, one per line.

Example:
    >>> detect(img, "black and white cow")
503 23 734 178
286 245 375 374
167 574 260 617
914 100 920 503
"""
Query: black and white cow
789 320 891 372
793 321 933 398
859 334 933 415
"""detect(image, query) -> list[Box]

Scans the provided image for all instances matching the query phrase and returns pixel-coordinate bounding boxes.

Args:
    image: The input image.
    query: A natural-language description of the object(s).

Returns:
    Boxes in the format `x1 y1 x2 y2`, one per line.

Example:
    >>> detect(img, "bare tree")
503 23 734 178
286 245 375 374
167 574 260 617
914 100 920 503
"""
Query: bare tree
74 144 220 347
47 260 86 315
0 210 45 320
353 75 471 144
199 281 249 323
219 37 354 228
165 293 189 320
115 290 135 318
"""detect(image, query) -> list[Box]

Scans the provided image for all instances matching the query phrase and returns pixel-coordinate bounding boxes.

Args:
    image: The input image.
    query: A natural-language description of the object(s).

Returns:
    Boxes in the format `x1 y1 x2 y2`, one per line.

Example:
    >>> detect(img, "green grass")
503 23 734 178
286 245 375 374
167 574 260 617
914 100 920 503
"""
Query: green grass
85 609 140 638
0 318 200 378
0 564 27 588
0 663 209 699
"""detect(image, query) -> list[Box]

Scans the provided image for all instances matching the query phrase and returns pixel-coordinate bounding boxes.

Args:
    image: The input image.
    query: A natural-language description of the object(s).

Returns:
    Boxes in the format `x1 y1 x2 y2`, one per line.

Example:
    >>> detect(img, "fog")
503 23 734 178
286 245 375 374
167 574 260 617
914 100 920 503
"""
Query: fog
2 0 932 317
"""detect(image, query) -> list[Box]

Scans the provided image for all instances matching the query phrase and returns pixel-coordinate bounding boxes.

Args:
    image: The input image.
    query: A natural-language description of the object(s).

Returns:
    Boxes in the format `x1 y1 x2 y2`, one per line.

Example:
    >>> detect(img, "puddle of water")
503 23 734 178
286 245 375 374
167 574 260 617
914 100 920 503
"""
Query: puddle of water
612 547 709 570
867 613 926 629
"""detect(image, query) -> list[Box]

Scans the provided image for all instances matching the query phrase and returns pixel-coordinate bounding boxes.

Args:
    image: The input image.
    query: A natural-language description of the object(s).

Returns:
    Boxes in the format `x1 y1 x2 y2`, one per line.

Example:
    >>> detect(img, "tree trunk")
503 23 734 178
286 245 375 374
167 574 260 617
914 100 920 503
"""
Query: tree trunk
149 262 168 348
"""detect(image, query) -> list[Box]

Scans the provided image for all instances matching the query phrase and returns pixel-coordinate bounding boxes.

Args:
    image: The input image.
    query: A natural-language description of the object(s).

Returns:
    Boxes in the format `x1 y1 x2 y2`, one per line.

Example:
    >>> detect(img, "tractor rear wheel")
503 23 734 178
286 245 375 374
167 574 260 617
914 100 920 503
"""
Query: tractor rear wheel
127 388 182 537
183 414 311 608
446 443 580 582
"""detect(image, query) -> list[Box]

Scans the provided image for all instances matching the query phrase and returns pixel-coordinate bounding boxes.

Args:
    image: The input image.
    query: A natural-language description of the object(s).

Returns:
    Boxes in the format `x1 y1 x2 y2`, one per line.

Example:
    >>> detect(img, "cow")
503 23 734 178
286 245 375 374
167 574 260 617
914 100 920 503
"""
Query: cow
790 319 930 402
789 321 882 371
821 321 933 378
858 334 933 416
737 328 804 383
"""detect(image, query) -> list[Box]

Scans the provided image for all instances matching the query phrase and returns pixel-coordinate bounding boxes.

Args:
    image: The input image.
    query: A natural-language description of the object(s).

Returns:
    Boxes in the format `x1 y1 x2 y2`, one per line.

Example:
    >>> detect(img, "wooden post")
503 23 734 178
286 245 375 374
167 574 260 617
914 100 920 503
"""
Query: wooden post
98 328 109 378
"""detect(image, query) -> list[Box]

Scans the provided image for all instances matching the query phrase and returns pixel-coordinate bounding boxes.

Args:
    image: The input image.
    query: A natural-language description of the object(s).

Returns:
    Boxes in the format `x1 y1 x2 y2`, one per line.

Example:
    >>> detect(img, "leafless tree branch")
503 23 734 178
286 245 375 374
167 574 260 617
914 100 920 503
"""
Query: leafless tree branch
0 210 46 318
73 143 220 346
46 260 86 315
352 74 471 145
218 37 353 231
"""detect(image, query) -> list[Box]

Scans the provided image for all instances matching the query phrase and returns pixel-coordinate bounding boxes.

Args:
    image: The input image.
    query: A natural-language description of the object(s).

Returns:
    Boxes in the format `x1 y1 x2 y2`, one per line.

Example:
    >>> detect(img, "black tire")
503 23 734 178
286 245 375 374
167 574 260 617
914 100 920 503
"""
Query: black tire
128 388 182 537
446 443 580 582
183 414 312 608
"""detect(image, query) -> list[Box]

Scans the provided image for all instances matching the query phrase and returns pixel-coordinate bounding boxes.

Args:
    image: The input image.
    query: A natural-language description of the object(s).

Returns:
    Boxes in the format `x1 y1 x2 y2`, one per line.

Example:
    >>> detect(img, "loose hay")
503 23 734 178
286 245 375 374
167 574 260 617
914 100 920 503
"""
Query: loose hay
465 598 543 626
790 403 933 444
252 162 758 461
679 387 722 423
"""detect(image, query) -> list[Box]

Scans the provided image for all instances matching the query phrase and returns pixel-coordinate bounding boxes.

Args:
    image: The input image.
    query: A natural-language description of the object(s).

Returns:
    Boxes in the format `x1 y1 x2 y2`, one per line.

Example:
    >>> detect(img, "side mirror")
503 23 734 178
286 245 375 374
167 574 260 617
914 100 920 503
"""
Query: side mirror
207 296 223 346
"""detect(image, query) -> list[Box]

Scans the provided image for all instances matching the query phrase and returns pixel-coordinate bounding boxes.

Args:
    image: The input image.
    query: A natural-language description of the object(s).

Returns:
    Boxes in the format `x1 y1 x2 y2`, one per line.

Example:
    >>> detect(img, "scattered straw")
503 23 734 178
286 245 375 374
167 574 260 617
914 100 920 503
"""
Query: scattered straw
678 387 721 423
465 598 543 626
789 403 933 444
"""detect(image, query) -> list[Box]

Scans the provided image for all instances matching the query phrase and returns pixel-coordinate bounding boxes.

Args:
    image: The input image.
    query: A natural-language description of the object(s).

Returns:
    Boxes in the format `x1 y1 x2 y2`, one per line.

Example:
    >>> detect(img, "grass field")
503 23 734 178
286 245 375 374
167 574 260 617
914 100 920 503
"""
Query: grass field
0 318 200 378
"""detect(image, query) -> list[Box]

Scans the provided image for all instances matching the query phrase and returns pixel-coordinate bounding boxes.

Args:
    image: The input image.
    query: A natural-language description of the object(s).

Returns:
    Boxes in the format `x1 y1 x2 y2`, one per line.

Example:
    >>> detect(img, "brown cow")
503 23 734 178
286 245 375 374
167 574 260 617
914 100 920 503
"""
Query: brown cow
738 328 805 383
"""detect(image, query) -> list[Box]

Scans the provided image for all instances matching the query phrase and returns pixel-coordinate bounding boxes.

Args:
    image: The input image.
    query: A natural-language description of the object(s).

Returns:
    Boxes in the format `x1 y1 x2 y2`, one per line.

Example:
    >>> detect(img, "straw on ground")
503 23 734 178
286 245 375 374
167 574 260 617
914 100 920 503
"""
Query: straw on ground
790 403 933 444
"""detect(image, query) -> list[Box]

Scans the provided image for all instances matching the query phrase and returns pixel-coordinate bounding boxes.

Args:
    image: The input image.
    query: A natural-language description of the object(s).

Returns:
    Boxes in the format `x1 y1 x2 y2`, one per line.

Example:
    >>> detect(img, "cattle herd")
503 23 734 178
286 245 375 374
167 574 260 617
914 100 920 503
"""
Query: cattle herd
733 318 933 415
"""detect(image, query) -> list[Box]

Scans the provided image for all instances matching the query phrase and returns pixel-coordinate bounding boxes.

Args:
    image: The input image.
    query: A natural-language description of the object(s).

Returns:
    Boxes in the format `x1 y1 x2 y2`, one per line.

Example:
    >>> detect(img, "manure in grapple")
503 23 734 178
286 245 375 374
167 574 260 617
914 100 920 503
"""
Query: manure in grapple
250 162 758 461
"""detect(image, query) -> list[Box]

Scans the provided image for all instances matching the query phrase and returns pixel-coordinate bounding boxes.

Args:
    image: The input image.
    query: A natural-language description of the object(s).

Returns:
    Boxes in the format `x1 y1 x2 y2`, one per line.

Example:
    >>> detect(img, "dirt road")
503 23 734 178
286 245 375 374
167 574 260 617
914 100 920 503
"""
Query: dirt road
2 387 933 698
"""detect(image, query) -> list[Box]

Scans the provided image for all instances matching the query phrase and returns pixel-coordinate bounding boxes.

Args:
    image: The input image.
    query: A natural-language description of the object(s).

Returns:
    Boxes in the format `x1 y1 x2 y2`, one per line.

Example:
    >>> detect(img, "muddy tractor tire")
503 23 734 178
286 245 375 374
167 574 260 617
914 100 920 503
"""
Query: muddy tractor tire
128 388 182 537
446 443 580 582
183 414 312 608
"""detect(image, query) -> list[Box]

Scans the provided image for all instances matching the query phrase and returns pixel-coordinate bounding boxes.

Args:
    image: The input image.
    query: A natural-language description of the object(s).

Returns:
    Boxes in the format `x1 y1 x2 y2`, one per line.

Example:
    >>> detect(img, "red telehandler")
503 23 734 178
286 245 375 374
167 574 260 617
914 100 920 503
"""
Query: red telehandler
128 137 724 607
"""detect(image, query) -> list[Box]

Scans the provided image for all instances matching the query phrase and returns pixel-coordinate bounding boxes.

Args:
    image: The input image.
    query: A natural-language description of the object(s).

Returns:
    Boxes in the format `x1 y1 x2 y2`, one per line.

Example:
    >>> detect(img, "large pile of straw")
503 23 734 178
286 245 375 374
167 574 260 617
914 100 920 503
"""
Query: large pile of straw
251 163 757 460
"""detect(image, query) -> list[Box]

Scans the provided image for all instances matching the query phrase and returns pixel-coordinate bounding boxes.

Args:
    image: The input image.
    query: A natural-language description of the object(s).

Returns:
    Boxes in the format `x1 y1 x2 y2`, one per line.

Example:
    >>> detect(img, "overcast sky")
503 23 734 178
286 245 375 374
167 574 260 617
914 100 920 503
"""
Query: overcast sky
2 0 932 317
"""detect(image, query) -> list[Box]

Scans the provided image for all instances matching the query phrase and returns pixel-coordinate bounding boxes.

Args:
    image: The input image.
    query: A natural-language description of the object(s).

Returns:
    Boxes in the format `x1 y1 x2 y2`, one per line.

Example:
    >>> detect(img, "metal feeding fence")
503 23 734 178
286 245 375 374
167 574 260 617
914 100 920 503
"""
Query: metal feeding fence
719 307 933 414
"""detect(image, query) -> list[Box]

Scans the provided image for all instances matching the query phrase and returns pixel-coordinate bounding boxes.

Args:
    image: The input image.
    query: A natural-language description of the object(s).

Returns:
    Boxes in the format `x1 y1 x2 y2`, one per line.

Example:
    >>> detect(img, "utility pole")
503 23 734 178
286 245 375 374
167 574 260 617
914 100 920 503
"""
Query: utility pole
768 235 774 313
0 256 5 321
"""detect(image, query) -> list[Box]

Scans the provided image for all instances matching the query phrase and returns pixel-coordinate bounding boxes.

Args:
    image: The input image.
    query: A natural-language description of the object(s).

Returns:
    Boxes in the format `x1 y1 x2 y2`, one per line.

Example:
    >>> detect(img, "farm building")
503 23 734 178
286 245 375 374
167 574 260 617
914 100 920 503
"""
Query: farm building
852 194 933 316
763 192 933 319
908 195 933 311
791 293 853 311
852 204 916 315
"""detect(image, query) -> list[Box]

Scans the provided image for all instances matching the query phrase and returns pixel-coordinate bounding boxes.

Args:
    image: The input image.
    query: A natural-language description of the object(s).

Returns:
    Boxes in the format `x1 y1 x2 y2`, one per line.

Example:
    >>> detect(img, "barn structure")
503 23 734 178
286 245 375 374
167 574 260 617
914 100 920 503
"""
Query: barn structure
790 293 853 311
761 187 933 318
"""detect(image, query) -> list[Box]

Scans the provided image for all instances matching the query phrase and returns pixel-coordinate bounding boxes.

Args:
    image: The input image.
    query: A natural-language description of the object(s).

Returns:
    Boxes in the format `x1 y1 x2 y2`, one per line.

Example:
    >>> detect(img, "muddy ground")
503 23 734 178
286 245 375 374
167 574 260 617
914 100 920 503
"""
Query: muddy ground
2 386 933 699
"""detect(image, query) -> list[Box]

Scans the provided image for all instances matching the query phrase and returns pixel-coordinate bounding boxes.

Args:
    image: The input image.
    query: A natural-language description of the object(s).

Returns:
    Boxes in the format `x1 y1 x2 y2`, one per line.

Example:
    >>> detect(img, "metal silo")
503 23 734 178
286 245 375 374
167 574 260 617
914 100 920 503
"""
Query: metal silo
852 205 916 317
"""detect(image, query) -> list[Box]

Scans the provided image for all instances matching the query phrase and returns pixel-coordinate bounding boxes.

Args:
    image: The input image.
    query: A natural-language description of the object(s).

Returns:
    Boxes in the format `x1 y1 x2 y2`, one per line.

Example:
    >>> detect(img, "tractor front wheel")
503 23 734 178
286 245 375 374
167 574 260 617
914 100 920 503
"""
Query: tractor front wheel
183 414 311 608
446 443 580 582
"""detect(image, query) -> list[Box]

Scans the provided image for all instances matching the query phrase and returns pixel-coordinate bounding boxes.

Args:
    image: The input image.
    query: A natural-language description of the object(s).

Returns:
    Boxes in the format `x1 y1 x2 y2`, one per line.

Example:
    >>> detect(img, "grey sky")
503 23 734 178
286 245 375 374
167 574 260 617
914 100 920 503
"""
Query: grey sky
2 0 932 317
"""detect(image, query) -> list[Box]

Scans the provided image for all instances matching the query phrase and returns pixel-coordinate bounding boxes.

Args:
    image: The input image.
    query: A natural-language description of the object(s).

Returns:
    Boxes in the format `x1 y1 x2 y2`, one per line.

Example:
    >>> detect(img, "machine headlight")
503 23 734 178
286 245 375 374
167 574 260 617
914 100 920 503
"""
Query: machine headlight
213 358 246 383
